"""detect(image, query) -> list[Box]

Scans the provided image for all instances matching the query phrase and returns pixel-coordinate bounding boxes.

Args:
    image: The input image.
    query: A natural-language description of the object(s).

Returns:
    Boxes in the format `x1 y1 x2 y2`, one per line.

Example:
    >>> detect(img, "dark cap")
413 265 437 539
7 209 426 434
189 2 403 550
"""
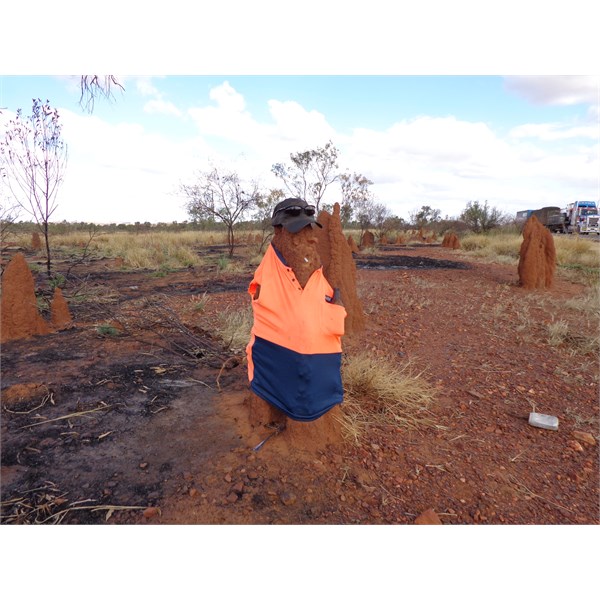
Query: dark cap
271 197 322 233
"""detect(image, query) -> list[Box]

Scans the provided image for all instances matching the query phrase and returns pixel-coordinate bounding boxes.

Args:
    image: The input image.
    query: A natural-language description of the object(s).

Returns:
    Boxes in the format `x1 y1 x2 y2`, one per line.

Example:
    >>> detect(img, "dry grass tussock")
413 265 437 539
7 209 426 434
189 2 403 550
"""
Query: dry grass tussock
481 284 599 356
546 319 600 356
43 231 206 270
460 233 521 261
216 306 253 352
553 236 600 284
563 286 600 317
340 352 439 444
16 229 269 270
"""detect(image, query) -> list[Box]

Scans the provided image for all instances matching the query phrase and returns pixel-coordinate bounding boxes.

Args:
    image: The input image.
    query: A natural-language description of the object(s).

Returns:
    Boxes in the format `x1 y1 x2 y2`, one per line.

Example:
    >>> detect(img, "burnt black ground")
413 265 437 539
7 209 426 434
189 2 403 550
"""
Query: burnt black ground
354 253 470 270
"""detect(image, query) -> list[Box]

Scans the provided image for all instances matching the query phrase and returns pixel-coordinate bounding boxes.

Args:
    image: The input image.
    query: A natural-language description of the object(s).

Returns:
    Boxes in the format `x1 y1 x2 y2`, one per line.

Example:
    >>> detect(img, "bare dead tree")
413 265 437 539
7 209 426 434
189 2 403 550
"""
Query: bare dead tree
0 98 68 276
181 167 261 258
79 76 125 113
272 140 339 211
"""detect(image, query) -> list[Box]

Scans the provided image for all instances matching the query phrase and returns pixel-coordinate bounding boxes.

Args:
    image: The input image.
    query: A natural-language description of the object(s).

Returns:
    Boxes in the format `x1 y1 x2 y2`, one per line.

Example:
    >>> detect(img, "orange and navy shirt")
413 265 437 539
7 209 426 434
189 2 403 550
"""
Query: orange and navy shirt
246 243 347 421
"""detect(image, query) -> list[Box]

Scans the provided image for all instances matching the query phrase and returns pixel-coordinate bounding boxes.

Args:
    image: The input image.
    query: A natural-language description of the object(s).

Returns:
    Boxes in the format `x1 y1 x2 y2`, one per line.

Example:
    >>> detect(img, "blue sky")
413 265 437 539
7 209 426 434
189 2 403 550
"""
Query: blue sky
1 74 598 224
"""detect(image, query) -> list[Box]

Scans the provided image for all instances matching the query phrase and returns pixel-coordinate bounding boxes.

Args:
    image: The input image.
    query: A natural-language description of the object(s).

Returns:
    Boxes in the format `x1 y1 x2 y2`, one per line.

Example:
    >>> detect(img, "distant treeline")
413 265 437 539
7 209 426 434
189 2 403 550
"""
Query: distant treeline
9 219 245 235
8 216 487 236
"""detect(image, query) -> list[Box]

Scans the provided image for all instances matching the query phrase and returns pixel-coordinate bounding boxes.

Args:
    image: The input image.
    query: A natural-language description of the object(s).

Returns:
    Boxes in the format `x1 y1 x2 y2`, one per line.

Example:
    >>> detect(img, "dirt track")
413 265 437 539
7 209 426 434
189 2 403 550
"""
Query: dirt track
1 243 598 524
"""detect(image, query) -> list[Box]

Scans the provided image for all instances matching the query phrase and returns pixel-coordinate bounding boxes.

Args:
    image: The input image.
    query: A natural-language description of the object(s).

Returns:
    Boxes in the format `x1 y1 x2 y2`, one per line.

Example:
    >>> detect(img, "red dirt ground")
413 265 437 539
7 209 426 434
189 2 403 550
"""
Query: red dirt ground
1 242 598 525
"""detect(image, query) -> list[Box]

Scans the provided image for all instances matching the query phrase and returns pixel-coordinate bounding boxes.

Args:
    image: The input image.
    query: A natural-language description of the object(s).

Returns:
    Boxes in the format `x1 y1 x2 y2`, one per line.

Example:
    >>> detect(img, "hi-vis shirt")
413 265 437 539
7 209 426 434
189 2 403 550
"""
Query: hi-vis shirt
246 243 347 421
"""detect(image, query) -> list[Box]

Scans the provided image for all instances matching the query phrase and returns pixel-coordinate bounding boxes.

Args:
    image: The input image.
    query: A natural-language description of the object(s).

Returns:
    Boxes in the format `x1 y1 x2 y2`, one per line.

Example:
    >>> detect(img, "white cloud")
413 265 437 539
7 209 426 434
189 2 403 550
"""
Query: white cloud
504 76 599 106
342 116 518 187
187 83 336 159
135 76 183 119
267 100 336 145
338 112 598 219
136 77 161 97
143 99 182 117
509 122 598 141
209 81 245 112
188 98 261 143
53 109 213 223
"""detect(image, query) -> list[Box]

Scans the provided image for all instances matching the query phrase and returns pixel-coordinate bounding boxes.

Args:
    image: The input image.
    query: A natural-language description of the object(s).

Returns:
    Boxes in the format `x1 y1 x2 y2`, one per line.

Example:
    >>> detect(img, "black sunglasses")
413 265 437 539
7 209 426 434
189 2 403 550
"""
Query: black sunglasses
275 205 316 217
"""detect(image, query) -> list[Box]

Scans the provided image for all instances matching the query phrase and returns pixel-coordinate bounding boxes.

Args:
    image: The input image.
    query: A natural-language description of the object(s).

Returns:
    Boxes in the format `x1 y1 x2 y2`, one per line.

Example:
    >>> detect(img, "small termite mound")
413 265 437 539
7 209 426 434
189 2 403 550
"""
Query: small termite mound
50 287 73 329
31 232 42 251
518 215 556 289
442 232 461 249
0 252 50 342
347 235 359 253
360 230 375 249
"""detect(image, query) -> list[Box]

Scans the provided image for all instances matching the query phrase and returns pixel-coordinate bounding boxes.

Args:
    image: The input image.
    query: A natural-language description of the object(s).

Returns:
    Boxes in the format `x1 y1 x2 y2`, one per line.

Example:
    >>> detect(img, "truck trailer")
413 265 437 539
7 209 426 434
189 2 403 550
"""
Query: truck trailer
516 201 599 235
516 206 566 233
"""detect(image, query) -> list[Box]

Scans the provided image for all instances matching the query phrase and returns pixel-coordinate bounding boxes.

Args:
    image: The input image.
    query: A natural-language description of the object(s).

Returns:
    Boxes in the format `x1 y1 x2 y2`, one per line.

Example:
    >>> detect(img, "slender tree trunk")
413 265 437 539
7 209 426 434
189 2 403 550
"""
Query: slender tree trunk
227 226 235 258
43 221 52 277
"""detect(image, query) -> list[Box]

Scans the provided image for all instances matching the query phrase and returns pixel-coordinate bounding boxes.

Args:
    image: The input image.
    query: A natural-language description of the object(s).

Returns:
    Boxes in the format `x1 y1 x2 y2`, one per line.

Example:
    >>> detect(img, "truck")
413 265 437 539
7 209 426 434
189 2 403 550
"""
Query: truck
516 201 599 235
563 200 599 234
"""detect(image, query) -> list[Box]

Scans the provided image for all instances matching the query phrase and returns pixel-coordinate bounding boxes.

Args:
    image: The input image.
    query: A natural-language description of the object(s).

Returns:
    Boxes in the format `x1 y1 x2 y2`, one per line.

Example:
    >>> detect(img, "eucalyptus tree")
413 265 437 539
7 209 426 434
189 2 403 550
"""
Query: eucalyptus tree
339 171 374 227
460 200 506 233
410 205 442 229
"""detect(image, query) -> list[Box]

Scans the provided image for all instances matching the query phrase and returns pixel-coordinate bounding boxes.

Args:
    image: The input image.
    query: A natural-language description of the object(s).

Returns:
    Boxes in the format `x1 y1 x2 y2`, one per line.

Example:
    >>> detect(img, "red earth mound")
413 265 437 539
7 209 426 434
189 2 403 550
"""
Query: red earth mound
442 233 461 249
317 203 366 335
360 230 375 249
518 216 556 289
1 252 50 343
31 232 42 251
50 287 73 329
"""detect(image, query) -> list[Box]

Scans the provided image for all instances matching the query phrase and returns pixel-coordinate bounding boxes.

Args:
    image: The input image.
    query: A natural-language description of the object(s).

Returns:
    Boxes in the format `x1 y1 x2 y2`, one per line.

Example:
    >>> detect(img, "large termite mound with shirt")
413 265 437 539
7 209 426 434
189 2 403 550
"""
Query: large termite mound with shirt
245 198 347 451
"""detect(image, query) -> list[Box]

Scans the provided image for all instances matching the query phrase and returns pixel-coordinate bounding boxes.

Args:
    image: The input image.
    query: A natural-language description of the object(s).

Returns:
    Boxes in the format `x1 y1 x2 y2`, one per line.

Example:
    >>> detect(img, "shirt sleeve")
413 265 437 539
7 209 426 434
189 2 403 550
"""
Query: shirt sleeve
248 259 264 297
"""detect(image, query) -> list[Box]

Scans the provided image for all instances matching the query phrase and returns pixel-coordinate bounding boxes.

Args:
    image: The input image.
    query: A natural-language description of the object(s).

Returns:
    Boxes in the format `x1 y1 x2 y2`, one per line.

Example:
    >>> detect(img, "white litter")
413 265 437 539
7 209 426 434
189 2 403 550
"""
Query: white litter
528 412 559 431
